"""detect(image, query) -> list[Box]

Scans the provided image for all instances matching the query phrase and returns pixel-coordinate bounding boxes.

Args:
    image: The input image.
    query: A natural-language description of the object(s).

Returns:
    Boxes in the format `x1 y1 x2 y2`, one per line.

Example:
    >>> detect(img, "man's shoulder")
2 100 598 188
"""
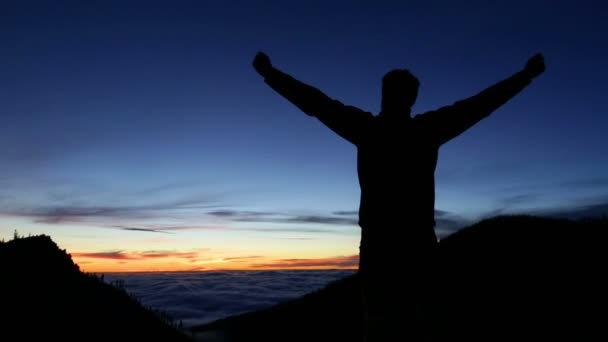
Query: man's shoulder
413 106 447 118
412 105 455 123
411 111 435 123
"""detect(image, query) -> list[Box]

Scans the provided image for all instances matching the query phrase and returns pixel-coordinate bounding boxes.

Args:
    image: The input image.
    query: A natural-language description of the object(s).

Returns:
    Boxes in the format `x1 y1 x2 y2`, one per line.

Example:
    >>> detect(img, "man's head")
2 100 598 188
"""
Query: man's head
381 69 419 116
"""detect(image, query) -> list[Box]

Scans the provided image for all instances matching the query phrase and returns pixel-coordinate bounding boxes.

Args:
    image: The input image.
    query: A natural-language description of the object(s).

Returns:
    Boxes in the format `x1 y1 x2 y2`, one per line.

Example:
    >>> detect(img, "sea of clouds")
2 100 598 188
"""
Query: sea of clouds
103 270 354 328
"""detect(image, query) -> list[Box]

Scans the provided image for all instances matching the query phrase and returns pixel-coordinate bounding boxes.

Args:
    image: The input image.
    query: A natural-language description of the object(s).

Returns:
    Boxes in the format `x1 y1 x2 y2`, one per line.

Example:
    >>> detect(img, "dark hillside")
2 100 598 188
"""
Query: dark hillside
192 216 607 341
0 234 192 341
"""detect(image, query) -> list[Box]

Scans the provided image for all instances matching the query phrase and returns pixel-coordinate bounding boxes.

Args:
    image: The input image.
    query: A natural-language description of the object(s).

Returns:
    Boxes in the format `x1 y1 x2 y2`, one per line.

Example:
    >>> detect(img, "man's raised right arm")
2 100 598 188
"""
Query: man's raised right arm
253 52 372 145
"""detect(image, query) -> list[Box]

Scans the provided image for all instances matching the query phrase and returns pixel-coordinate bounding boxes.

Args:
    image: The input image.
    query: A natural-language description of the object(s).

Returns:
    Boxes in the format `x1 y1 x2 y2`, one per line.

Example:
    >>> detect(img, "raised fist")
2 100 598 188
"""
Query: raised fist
253 52 272 77
524 53 545 79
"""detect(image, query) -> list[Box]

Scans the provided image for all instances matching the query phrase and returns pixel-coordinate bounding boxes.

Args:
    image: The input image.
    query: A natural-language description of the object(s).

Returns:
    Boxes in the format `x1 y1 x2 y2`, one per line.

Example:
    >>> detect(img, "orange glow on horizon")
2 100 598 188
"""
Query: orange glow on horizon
73 253 360 273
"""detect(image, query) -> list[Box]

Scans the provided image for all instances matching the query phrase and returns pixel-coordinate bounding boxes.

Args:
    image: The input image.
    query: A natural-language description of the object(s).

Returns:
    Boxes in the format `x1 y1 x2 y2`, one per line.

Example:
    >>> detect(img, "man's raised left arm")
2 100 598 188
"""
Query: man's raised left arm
427 53 545 145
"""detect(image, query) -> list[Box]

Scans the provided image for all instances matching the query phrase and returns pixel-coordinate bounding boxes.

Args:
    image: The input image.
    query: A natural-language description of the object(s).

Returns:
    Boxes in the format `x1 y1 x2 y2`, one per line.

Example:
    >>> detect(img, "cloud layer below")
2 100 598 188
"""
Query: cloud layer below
103 270 355 327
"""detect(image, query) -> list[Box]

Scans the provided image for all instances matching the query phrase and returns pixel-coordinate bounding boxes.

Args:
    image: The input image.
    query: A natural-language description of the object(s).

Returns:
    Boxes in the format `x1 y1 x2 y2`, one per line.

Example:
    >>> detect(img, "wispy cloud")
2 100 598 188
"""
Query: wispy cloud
72 250 206 261
499 194 539 206
483 179 608 220
72 251 138 260
4 191 473 239
208 209 357 226
208 208 467 237
112 224 227 233
251 255 359 269
9 206 140 224
489 177 608 198
332 210 358 216
208 210 271 218
530 200 608 220
479 193 541 218
108 223 349 235
3 197 222 226
222 256 263 261
138 251 201 259
284 215 358 225
434 209 451 217
3 203 361 234
208 210 460 226
120 227 172 234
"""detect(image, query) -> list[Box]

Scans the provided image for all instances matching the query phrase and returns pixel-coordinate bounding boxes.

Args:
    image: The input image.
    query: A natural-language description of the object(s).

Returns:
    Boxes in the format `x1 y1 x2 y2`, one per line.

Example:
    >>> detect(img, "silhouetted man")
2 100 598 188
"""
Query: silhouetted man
253 52 545 341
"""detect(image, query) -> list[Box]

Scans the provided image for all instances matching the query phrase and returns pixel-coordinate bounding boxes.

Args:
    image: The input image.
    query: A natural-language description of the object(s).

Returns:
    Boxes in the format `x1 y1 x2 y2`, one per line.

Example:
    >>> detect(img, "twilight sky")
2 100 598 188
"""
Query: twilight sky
2 0 607 272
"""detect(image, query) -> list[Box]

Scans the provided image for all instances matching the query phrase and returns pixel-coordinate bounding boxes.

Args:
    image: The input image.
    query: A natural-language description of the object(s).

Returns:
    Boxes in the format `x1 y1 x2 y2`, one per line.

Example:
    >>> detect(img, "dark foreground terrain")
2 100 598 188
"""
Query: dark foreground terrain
192 215 607 341
0 234 192 341
2 215 605 341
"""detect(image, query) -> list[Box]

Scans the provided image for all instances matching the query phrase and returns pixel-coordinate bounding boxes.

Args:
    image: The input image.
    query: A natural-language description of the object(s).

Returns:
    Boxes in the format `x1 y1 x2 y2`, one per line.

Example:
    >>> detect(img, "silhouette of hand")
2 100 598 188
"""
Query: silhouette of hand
253 52 273 77
524 53 545 79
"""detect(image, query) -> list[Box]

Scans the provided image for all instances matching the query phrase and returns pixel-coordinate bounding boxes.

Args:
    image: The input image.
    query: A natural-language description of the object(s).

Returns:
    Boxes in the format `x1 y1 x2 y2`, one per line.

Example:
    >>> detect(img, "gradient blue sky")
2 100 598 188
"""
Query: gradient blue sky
2 0 607 271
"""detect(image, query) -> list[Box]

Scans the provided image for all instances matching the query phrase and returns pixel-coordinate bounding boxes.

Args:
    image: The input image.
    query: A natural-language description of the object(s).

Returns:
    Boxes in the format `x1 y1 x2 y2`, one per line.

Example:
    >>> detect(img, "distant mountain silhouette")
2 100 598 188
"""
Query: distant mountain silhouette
191 215 607 341
0 234 192 341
